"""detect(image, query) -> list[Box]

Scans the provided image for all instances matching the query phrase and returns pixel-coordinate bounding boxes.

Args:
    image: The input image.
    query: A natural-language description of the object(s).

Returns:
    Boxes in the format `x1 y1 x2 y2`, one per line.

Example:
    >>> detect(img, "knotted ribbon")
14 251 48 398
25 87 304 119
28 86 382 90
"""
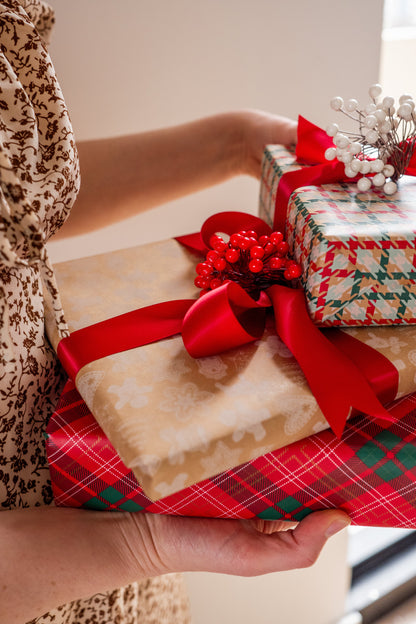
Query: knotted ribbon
58 209 397 439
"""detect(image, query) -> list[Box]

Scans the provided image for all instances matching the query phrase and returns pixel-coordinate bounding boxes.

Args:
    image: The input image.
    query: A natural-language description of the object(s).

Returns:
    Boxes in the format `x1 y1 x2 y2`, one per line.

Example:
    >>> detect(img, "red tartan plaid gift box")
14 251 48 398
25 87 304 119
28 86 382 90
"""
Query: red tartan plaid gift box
259 126 416 327
46 380 416 528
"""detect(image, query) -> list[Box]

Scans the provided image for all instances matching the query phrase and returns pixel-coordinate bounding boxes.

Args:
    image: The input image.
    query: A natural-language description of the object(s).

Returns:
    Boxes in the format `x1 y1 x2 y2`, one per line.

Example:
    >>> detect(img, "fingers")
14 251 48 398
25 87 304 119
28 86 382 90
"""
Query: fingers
251 518 298 534
276 115 298 146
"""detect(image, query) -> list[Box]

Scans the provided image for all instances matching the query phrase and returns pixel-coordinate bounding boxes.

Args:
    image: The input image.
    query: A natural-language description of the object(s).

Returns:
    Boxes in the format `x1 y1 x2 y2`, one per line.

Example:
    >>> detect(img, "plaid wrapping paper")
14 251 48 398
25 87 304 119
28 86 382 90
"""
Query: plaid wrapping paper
46 379 416 528
259 145 416 327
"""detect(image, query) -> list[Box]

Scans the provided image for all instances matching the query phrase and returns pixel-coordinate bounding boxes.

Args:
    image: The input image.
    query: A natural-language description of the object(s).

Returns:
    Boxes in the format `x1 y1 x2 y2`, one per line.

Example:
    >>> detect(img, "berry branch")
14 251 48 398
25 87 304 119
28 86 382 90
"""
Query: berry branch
194 229 301 299
325 84 416 194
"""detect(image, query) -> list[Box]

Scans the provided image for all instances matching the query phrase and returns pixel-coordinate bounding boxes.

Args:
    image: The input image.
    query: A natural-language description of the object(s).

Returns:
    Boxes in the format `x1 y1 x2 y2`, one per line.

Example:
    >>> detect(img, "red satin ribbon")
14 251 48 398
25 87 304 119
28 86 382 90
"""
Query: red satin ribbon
58 211 398 439
274 116 347 233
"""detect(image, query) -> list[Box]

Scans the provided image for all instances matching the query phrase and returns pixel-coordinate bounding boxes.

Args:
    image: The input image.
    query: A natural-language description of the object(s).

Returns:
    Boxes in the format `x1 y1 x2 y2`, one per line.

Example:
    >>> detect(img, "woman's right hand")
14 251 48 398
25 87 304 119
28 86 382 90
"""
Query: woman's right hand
124 508 351 578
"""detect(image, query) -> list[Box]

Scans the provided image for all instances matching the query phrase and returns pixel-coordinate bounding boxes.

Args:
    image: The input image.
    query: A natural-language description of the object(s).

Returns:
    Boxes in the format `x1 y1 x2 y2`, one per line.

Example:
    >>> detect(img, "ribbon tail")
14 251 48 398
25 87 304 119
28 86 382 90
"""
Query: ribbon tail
267 285 394 437
58 299 195 381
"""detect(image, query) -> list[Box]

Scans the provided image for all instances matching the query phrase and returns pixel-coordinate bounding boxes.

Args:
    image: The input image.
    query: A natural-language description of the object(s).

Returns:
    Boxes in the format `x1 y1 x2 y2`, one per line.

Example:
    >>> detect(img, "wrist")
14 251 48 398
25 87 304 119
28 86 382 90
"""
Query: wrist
220 110 254 178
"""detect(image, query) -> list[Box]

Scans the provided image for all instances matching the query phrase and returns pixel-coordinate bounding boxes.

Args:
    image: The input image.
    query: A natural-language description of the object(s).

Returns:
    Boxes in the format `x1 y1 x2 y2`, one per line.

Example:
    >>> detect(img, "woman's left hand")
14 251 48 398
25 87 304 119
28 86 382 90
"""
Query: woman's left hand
237 109 297 179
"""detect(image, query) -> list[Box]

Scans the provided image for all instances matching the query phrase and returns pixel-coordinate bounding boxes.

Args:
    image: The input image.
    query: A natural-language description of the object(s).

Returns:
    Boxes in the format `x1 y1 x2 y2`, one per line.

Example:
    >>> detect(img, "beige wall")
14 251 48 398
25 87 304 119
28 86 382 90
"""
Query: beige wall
47 0 384 263
46 2 384 622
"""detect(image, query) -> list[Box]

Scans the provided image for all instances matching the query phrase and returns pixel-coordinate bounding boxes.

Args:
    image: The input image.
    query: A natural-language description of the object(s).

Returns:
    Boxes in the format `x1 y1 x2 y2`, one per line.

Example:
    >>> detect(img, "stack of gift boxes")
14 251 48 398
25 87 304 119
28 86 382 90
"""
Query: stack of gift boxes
46 123 416 528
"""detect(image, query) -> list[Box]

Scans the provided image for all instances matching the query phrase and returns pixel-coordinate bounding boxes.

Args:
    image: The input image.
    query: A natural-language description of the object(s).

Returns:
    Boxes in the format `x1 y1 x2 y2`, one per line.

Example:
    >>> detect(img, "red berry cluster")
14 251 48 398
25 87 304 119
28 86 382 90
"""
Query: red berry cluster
194 229 302 298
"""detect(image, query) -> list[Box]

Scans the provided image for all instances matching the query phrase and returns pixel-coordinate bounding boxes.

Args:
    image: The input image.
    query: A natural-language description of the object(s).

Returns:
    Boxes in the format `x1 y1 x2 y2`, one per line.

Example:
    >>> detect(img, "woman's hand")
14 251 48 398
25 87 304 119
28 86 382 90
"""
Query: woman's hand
0 501 349 622
236 109 297 179
123 509 350 578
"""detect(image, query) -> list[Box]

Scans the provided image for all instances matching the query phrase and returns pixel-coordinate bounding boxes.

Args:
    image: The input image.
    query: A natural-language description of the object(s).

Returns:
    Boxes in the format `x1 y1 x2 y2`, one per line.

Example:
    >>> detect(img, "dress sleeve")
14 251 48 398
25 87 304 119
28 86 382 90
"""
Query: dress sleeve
0 0 80 368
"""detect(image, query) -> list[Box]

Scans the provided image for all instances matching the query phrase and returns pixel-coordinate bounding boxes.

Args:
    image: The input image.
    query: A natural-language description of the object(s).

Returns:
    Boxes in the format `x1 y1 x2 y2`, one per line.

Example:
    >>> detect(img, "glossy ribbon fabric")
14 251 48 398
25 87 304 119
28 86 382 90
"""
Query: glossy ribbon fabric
57 211 398 439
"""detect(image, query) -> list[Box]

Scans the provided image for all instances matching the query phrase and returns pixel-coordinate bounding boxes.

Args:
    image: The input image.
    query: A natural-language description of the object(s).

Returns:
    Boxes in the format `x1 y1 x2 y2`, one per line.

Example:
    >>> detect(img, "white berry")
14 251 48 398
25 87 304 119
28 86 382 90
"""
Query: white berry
364 114 377 128
344 165 357 178
379 120 392 134
372 173 386 186
350 158 362 173
382 96 395 112
399 93 413 104
365 129 379 144
325 147 337 160
350 142 362 155
371 159 385 173
398 103 413 120
360 160 371 174
357 177 372 192
365 103 377 115
369 84 382 99
383 164 395 177
330 96 344 111
326 123 339 137
345 98 358 112
374 109 386 122
383 181 398 195
333 133 349 149
339 151 353 163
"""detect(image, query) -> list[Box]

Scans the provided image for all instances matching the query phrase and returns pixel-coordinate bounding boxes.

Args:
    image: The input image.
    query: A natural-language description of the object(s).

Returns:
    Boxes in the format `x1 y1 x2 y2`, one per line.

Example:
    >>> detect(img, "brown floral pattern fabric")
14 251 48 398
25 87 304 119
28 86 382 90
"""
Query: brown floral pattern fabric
0 2 191 622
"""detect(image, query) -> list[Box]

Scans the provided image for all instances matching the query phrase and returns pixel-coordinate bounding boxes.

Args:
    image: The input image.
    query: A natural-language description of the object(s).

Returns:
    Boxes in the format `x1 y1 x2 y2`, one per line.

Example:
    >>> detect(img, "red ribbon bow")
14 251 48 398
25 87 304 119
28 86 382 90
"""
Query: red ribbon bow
58 209 397 439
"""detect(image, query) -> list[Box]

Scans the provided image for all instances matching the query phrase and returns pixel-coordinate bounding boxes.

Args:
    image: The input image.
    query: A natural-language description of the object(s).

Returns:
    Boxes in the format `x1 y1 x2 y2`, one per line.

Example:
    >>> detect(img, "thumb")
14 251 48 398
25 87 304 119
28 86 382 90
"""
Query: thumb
286 510 351 569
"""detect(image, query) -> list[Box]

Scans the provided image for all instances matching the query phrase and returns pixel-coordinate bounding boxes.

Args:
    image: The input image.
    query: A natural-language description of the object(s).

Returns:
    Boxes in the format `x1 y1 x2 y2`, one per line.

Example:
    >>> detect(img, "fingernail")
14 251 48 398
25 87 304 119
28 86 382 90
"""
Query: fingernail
325 517 351 538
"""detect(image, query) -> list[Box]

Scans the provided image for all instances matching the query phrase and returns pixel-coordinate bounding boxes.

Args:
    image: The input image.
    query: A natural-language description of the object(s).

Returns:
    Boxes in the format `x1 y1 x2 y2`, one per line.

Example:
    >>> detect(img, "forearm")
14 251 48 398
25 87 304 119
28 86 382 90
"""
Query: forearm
57 112 244 238
0 507 159 623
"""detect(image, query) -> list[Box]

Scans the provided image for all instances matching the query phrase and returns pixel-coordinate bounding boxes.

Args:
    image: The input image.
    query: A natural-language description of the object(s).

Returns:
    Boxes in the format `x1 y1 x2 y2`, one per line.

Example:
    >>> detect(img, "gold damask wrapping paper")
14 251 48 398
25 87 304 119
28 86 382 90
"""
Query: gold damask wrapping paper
46 238 416 501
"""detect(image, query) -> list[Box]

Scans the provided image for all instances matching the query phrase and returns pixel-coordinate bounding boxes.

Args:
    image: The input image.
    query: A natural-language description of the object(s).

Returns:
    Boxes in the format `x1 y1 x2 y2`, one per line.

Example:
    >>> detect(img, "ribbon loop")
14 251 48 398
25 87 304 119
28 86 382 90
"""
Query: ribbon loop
182 281 269 357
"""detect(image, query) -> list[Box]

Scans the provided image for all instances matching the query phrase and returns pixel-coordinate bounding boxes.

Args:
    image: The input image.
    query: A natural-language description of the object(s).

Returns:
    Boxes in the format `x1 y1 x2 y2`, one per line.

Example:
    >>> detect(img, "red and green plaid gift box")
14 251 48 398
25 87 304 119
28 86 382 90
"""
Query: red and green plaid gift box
46 379 416 528
259 145 416 327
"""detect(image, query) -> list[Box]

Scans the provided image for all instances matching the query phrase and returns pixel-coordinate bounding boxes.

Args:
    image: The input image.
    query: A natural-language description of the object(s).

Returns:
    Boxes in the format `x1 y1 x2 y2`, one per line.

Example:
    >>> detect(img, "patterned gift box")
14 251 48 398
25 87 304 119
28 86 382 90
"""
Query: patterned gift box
259 145 416 326
45 237 416 502
46 380 416 528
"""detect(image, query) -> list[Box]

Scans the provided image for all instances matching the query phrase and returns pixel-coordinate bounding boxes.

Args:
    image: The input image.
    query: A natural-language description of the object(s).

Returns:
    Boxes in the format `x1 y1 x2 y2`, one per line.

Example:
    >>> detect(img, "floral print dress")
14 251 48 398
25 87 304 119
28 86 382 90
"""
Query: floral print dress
0 1 190 622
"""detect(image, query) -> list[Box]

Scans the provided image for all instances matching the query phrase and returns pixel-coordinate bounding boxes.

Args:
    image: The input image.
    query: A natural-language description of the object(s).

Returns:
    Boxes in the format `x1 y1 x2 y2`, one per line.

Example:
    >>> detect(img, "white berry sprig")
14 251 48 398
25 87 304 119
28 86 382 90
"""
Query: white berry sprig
324 84 416 195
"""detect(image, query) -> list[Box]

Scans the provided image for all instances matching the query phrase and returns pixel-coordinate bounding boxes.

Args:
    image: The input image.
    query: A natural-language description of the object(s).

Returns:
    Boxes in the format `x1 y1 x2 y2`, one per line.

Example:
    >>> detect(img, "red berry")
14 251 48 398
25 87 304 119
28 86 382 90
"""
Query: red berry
239 237 252 250
264 242 274 254
269 256 284 269
277 240 290 256
206 250 220 263
230 233 243 247
209 234 222 248
214 257 226 271
195 276 210 289
238 230 247 236
250 245 265 259
210 277 223 289
270 231 284 245
258 235 270 246
287 264 302 279
246 230 258 239
225 248 240 263
213 239 227 252
249 258 263 273
196 262 213 276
